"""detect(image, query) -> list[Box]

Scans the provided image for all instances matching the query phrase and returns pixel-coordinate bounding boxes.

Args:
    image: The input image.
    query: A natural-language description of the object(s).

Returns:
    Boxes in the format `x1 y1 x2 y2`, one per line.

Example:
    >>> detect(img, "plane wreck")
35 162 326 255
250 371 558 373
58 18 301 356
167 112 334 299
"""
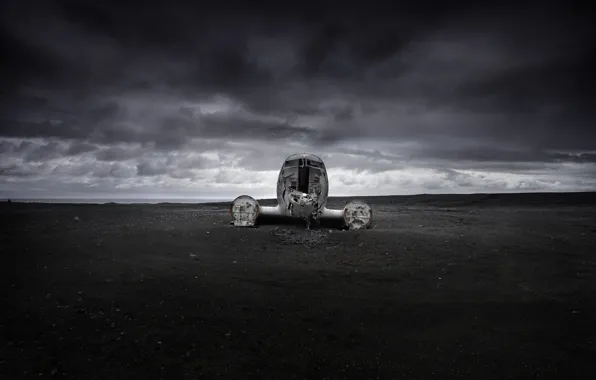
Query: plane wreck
230 153 373 230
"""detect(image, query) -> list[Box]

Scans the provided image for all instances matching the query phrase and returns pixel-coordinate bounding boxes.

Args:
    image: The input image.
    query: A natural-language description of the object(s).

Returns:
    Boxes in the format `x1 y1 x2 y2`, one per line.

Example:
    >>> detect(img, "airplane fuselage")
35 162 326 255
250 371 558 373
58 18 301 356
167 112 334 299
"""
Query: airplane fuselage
276 153 329 221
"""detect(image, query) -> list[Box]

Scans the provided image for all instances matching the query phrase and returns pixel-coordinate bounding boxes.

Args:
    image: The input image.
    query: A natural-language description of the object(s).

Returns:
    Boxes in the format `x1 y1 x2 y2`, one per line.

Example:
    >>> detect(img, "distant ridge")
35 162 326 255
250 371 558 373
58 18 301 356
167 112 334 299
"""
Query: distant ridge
3 192 595 207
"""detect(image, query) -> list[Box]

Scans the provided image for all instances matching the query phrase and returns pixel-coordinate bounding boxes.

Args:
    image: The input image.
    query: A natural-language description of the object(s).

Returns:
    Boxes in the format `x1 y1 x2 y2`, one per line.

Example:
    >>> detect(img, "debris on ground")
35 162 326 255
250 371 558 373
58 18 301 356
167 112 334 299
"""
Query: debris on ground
270 227 333 248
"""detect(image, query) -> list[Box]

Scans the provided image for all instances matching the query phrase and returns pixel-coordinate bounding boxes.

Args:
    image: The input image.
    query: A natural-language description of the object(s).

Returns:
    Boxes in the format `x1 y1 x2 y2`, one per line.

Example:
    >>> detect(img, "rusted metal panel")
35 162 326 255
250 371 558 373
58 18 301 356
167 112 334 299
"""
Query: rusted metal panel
343 200 373 230
230 195 259 227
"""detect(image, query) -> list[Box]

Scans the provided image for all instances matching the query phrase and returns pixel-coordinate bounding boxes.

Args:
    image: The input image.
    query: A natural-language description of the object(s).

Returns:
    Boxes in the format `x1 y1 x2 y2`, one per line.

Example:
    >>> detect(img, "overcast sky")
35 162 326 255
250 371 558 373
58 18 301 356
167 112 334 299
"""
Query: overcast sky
1 0 595 199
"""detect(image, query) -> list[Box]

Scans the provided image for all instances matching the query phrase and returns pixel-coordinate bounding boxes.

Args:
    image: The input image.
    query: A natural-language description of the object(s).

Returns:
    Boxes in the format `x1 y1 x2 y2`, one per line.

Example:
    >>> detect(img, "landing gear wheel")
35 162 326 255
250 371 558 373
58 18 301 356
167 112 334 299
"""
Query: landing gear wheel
303 214 321 230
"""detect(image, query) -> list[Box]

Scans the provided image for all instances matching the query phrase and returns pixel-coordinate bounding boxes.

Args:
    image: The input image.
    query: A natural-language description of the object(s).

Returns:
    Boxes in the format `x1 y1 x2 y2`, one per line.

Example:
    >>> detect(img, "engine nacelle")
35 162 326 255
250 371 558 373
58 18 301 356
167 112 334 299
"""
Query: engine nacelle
343 200 373 230
230 195 260 227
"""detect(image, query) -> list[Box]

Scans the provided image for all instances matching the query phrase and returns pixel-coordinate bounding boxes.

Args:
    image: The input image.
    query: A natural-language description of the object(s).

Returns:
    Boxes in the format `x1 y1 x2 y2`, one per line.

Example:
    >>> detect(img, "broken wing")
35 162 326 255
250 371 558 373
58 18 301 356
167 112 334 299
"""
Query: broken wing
230 195 282 227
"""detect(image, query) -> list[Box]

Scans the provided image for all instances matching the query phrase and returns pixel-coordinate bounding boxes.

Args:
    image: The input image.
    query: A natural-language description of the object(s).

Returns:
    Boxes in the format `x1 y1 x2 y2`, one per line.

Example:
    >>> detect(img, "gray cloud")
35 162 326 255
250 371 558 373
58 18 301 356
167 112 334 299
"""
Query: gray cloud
66 141 97 155
95 145 148 162
24 141 65 162
136 161 168 177
1 0 595 198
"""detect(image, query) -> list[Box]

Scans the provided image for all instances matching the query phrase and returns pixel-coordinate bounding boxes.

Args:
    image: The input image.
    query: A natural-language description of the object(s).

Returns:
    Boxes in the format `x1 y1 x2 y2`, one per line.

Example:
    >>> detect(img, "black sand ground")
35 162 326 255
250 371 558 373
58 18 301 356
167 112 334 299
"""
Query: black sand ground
2 193 596 379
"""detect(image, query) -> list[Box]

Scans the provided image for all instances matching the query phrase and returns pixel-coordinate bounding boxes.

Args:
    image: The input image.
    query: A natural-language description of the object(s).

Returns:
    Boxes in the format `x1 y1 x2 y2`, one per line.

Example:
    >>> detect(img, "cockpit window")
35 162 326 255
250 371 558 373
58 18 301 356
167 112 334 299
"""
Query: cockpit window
284 158 324 169
284 159 301 167
306 160 322 168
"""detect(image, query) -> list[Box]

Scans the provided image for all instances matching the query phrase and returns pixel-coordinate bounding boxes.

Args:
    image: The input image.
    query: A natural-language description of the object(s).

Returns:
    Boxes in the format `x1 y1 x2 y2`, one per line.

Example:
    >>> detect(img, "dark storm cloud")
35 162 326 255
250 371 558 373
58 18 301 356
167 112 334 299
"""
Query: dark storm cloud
2 1 594 143
332 145 596 171
136 161 168 177
0 140 15 154
412 147 596 165
66 141 97 155
23 141 64 162
0 100 321 148
95 147 138 162
1 0 595 196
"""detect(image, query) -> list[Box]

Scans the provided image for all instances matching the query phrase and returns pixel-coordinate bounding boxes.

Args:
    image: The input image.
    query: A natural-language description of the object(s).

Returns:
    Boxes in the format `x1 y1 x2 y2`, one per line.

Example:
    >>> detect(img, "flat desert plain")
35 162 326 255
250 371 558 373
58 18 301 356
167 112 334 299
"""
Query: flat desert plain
2 192 596 379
